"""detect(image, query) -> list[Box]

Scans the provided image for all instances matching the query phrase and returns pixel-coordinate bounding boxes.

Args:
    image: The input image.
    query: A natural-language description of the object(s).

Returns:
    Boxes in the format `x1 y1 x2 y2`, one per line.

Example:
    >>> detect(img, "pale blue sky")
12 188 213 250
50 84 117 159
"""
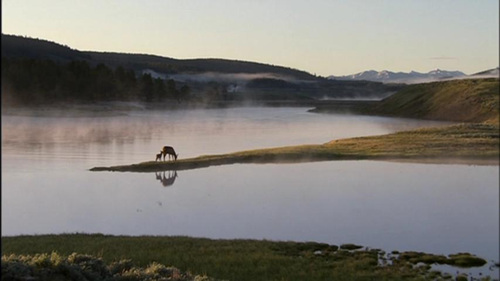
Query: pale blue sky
2 0 498 76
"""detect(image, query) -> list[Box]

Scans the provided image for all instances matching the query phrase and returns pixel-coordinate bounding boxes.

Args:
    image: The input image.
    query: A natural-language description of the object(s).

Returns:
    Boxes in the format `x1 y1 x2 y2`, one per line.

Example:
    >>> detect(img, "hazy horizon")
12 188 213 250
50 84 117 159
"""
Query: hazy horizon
2 1 499 77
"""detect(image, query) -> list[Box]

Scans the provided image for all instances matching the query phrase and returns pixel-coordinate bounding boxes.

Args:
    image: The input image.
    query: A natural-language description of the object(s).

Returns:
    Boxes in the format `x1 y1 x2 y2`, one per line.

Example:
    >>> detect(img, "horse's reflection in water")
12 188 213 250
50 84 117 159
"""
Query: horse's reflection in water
155 170 178 187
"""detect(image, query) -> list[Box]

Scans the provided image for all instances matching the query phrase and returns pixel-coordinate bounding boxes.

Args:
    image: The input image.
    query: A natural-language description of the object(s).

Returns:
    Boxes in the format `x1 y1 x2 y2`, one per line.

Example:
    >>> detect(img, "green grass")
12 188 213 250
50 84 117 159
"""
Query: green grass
396 252 487 267
2 234 493 281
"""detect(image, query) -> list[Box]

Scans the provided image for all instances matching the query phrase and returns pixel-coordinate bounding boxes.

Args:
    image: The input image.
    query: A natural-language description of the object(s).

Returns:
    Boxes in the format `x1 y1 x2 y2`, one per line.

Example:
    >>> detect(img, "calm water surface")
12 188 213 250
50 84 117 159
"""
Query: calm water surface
2 106 498 276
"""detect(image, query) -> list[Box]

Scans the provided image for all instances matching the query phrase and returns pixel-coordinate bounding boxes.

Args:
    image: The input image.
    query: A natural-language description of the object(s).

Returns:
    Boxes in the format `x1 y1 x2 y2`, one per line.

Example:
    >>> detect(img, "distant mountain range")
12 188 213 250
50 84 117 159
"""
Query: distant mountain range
328 68 499 84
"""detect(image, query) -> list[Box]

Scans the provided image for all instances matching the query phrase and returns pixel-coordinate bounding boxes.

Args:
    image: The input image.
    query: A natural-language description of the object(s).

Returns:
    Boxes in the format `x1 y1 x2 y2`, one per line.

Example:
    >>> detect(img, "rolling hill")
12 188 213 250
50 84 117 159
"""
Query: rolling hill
2 34 316 80
366 78 499 123
1 34 91 62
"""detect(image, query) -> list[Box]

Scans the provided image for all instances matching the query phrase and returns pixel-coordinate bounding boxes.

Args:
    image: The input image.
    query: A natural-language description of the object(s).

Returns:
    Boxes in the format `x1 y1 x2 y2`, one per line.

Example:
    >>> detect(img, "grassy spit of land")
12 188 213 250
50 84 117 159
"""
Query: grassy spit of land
91 122 499 172
2 234 495 281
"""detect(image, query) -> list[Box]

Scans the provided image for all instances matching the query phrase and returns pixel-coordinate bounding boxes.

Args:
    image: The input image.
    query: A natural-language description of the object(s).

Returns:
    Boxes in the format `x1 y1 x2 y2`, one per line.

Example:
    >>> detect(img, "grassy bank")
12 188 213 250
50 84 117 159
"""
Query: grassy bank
313 78 499 124
2 234 493 281
91 122 499 172
368 78 499 124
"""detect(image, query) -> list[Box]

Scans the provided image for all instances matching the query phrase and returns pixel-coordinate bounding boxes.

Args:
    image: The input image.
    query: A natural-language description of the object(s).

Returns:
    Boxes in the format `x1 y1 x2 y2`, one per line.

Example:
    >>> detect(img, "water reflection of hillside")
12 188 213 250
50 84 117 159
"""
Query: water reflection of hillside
155 171 178 187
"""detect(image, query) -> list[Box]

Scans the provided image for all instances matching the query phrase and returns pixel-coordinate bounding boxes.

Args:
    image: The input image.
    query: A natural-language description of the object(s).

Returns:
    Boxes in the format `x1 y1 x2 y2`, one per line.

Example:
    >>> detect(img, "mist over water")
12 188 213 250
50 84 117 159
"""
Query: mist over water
2 106 452 164
2 106 498 277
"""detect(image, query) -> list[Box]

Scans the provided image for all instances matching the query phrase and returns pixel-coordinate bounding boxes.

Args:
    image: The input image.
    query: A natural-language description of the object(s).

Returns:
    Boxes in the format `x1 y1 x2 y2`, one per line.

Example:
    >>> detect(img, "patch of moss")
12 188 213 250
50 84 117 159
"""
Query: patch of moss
448 253 487 267
340 243 363 251
399 251 448 265
397 251 488 268
270 241 338 257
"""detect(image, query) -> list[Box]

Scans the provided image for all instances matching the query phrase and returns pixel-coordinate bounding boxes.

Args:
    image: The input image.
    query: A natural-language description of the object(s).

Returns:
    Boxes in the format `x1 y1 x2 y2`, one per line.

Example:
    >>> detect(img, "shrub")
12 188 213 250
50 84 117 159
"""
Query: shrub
1 252 210 281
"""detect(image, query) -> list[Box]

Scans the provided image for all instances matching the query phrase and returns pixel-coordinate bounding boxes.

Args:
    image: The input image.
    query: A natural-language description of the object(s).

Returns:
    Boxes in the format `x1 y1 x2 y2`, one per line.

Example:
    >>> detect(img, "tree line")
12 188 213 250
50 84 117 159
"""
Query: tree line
1 58 190 105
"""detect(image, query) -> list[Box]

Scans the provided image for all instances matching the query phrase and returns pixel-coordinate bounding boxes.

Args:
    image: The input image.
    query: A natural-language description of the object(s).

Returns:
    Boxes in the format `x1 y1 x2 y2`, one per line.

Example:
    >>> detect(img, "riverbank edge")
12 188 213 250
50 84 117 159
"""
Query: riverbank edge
2 234 497 281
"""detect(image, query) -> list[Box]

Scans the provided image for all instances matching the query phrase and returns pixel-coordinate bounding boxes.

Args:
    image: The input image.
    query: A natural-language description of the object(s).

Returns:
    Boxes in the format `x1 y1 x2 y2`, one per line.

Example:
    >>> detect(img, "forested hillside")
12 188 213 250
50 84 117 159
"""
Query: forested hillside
1 58 189 105
1 34 401 106
1 34 90 62
86 52 317 80
2 34 316 79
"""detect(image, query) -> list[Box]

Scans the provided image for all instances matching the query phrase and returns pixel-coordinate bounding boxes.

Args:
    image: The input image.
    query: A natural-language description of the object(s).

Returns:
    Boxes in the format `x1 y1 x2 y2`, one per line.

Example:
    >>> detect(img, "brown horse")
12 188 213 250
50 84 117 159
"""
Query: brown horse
162 146 178 161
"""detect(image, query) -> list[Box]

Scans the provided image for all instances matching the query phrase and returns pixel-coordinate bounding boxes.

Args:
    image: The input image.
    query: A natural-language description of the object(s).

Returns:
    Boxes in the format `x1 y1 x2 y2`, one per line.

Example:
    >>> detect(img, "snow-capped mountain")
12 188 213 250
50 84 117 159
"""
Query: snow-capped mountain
427 69 465 79
328 69 467 84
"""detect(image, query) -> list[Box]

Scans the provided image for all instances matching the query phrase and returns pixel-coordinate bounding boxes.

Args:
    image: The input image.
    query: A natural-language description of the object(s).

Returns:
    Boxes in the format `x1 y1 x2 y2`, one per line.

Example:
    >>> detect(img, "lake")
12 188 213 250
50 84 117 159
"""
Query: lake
2 106 498 277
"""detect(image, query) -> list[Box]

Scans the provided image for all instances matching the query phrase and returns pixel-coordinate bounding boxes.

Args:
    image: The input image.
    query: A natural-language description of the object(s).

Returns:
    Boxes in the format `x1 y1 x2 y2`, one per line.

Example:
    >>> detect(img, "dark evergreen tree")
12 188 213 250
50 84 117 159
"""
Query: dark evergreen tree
153 78 167 101
179 84 191 101
1 57 195 106
140 73 154 102
92 63 117 100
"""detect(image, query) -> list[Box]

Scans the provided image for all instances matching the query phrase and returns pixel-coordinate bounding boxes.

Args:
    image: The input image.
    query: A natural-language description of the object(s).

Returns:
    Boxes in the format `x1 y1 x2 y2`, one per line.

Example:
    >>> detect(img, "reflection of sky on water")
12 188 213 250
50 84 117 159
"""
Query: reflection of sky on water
2 107 497 277
2 162 498 263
